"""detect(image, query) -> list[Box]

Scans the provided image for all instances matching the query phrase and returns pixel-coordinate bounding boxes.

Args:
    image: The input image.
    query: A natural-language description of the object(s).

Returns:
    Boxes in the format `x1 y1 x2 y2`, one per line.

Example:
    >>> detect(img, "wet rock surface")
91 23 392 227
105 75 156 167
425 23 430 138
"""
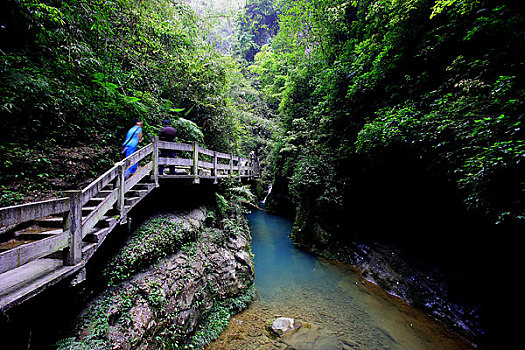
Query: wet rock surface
338 241 483 342
269 317 301 337
72 207 255 349
290 218 484 344
205 300 376 350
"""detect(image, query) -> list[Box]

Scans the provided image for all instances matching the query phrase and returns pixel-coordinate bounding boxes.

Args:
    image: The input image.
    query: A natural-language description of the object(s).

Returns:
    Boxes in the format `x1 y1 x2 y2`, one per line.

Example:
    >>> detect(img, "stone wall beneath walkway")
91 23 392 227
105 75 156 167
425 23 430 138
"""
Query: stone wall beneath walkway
58 206 255 349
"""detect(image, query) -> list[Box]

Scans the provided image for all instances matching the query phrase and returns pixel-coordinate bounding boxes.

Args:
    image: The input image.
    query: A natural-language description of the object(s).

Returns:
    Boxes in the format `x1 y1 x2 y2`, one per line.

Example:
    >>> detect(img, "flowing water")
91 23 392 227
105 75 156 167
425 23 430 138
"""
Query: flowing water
206 209 474 350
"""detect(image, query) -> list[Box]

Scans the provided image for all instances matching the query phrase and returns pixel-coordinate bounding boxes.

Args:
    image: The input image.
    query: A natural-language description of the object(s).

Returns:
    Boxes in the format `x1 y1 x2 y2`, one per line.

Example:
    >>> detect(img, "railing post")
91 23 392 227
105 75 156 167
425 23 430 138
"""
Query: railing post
193 141 200 184
152 136 159 187
213 151 218 184
229 153 233 178
237 155 242 182
116 161 127 224
64 190 82 266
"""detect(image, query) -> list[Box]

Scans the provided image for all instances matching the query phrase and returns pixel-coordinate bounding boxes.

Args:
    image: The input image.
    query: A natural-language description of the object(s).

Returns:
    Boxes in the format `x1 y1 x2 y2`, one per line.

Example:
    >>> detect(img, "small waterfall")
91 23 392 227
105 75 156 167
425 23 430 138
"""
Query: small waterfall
261 184 272 204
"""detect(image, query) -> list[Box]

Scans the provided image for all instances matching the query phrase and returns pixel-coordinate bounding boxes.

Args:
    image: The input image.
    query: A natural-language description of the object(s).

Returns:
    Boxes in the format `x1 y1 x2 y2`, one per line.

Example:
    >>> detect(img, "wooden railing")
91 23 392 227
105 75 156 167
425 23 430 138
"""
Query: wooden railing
0 140 258 310
0 198 71 274
154 139 258 183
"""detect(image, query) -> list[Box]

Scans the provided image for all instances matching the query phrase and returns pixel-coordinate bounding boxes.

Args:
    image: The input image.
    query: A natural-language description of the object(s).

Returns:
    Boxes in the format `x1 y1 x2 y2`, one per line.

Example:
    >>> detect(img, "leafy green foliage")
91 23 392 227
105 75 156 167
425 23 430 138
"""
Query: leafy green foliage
0 0 275 205
217 180 257 210
232 0 280 62
55 335 106 350
249 0 525 224
173 117 205 143
103 216 185 285
189 285 255 349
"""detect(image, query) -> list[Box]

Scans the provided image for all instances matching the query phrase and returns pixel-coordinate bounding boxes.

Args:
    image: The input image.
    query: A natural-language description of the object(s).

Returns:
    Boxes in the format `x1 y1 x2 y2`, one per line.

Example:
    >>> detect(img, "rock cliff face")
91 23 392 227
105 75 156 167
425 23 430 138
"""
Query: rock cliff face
60 206 255 349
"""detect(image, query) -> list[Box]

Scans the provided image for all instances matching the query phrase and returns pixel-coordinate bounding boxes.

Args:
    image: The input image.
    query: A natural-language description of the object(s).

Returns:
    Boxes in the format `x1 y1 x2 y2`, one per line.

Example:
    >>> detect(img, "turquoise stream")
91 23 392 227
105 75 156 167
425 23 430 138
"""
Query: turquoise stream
244 208 472 350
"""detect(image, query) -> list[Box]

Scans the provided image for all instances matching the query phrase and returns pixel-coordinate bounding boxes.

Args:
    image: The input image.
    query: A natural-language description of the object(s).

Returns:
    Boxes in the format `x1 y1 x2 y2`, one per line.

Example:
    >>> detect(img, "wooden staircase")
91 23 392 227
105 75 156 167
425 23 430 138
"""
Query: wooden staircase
0 177 157 311
0 139 259 312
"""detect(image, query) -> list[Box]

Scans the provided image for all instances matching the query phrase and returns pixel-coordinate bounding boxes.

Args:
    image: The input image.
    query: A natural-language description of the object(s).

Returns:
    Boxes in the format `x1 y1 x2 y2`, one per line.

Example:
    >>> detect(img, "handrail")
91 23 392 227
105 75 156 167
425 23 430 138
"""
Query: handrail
0 139 259 295
0 198 70 227
0 231 69 274
81 164 120 206
0 141 258 229
154 139 258 182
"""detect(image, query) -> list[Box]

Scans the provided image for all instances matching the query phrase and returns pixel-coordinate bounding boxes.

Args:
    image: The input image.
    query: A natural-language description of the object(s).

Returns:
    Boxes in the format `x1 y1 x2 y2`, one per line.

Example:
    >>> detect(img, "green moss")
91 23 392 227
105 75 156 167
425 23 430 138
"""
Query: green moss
103 215 187 285
59 197 255 350
188 285 256 349
61 287 138 349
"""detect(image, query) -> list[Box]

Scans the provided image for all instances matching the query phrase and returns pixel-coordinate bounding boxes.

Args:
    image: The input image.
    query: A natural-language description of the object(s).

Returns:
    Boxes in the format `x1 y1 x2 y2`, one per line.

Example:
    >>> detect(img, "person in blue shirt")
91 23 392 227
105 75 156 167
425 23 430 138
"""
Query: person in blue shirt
122 119 143 179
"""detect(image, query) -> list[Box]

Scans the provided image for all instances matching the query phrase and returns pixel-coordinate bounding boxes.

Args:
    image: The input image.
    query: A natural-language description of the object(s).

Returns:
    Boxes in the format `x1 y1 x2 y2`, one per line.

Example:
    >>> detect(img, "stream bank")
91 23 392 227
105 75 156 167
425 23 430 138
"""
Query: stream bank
206 207 475 350
288 205 518 349
264 175 511 349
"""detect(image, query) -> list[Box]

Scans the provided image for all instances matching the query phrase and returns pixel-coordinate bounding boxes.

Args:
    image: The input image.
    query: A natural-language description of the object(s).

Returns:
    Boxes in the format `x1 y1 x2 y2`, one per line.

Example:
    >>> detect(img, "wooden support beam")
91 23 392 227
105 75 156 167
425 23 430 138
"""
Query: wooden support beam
193 141 200 184
152 136 159 188
213 151 218 184
116 161 126 224
64 190 82 266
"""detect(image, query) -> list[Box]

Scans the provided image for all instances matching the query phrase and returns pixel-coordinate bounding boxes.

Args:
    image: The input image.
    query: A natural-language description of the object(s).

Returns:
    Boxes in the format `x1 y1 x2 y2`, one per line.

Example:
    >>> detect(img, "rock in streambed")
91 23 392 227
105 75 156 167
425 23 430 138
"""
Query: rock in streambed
269 317 301 336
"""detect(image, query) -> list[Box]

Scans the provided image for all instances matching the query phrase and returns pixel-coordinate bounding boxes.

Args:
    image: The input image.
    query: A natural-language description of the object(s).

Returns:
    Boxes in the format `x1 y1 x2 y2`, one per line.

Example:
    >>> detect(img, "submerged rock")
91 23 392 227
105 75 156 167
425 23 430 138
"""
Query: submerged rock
281 323 344 350
269 317 301 337
268 318 345 350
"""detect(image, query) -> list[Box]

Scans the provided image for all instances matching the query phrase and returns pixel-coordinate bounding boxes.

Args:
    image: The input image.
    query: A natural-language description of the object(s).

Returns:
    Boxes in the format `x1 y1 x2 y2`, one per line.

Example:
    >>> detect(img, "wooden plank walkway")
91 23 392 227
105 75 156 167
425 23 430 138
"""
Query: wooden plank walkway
0 139 259 311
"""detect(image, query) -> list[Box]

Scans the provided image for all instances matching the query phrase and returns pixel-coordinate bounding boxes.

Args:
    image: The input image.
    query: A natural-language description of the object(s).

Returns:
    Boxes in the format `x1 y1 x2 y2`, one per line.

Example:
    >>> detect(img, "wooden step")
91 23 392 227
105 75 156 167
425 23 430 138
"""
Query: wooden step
124 196 140 203
126 189 149 197
36 216 90 228
97 216 119 228
81 242 97 260
97 190 114 197
15 228 62 240
82 206 97 212
133 183 156 191
34 217 64 228
84 227 110 243
0 258 82 311
88 197 106 202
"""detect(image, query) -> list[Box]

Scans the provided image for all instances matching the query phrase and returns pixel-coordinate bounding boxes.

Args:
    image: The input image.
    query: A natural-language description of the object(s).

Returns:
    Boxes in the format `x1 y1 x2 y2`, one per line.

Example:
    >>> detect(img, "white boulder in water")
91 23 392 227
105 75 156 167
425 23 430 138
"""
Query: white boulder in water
270 317 301 336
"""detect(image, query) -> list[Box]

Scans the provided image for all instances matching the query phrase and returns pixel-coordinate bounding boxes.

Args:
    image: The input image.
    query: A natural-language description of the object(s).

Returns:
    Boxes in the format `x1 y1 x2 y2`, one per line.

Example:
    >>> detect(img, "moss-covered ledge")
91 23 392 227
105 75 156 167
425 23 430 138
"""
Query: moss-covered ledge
57 205 255 350
103 208 207 286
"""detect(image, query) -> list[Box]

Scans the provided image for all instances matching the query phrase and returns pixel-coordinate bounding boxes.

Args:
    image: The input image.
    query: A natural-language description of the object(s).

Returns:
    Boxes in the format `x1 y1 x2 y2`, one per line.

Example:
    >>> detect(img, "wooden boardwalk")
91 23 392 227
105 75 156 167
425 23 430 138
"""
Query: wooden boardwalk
0 139 259 311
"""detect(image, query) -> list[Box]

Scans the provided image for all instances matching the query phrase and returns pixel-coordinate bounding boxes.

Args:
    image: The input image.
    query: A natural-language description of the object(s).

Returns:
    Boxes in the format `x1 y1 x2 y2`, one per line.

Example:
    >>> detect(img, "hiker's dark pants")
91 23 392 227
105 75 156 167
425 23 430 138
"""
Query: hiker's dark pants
158 149 176 175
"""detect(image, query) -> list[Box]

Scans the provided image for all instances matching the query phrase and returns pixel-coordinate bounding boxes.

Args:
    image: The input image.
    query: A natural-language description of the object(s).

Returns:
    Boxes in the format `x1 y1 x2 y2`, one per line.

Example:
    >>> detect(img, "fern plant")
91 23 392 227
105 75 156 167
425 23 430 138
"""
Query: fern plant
55 336 106 350
174 117 204 143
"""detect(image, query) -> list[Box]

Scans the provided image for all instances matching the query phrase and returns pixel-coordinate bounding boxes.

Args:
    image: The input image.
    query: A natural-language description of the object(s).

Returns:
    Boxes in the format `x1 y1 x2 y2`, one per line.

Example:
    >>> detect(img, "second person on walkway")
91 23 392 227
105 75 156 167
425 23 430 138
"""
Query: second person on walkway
158 119 177 175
